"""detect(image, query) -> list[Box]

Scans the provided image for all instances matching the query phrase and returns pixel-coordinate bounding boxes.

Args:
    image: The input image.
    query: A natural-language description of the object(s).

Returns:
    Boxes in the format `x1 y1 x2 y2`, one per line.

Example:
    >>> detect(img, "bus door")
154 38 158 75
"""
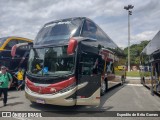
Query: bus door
76 52 101 105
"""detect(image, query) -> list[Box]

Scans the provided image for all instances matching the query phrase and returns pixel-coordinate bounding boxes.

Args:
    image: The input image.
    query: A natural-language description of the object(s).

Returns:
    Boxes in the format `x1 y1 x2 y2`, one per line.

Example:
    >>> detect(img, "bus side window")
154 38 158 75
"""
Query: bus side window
17 40 27 44
5 40 18 50
82 20 97 39
111 63 115 74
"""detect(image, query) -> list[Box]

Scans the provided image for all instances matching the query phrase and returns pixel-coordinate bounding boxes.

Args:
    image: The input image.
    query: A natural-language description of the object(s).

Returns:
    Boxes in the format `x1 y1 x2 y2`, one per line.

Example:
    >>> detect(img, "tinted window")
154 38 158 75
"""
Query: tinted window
96 28 107 41
18 40 29 44
17 40 32 50
5 40 18 49
34 19 82 45
96 26 118 48
8 59 21 70
18 45 31 51
0 60 10 68
28 46 75 76
0 37 7 47
79 53 101 75
82 20 97 39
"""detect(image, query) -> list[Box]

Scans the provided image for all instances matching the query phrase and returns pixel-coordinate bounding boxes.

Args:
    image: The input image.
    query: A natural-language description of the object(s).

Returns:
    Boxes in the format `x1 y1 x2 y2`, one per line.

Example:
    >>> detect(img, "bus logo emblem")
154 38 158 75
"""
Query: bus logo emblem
50 88 56 93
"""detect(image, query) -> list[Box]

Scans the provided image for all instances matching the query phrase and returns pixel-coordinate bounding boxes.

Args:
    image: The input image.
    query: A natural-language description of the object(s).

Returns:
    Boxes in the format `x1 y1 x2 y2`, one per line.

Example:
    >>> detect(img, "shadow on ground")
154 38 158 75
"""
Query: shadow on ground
28 84 125 117
0 102 24 108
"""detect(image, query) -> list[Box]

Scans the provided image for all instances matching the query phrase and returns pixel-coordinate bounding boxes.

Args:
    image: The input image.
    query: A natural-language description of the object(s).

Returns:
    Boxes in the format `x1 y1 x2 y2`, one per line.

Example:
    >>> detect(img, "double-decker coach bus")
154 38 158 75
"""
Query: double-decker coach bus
140 31 160 95
0 36 32 88
12 17 125 106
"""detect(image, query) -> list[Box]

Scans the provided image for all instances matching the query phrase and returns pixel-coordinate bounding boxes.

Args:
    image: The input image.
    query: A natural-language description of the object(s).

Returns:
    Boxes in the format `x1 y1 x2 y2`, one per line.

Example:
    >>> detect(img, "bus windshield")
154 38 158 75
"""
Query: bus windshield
34 19 82 45
28 46 75 77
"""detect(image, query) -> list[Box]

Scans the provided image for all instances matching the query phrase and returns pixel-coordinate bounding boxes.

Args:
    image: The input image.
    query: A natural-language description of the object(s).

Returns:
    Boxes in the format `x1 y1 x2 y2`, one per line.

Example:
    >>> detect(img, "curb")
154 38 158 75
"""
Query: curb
126 84 142 86
126 77 140 80
116 76 140 80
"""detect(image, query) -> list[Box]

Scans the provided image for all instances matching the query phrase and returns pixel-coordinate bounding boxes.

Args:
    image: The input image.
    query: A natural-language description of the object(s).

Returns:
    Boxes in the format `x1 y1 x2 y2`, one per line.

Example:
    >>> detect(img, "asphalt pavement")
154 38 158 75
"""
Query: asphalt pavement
0 79 160 120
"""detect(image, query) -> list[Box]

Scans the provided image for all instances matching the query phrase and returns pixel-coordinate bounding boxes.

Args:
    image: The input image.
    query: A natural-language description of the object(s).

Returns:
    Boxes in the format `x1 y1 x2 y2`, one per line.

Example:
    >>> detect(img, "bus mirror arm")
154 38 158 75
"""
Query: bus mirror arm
11 42 33 57
28 42 33 46
11 45 17 57
67 38 77 55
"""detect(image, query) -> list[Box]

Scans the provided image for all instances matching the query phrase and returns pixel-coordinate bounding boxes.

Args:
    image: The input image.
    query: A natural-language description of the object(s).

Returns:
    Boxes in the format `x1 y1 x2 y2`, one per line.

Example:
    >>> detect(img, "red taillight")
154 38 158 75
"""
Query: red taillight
80 96 86 98
67 38 77 55
96 97 100 99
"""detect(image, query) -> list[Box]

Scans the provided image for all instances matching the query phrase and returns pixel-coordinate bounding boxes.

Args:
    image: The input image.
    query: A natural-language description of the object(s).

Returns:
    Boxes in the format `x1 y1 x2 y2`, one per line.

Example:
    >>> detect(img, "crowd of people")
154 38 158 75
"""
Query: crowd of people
0 66 25 106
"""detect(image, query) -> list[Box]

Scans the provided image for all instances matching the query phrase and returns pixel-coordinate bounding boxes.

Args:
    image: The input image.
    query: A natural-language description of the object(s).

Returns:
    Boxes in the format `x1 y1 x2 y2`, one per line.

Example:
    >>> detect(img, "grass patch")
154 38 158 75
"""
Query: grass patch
115 71 140 77
126 71 140 77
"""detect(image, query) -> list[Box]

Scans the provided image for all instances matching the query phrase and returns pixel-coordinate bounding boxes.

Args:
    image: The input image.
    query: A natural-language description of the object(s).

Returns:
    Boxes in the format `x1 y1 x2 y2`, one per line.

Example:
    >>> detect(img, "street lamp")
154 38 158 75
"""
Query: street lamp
124 4 134 72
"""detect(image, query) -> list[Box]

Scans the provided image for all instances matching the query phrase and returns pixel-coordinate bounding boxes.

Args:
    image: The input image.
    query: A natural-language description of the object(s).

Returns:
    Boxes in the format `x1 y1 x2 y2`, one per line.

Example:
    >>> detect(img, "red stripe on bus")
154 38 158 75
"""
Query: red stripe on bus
26 77 76 94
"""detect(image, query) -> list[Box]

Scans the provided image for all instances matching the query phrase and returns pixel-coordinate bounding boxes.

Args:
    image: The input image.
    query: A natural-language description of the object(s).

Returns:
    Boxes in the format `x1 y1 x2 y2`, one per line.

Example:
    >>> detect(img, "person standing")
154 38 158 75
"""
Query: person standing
14 67 24 91
0 66 13 106
121 66 126 84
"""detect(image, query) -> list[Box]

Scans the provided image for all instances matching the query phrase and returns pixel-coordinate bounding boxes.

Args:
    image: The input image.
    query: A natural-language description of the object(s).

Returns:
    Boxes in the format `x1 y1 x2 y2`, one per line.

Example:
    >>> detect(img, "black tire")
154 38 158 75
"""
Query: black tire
121 75 125 85
30 101 36 104
142 77 145 85
101 80 107 96
140 77 143 84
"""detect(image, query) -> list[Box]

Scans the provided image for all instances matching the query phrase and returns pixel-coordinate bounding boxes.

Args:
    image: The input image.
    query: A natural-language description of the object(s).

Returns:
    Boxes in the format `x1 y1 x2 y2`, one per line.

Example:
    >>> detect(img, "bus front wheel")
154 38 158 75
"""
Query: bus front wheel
30 101 37 104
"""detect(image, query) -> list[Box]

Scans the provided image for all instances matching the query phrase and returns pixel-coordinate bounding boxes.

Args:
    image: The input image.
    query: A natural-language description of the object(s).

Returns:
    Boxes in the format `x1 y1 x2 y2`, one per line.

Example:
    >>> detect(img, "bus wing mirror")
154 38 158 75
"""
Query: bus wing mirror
67 39 77 55
11 42 33 57
11 45 17 57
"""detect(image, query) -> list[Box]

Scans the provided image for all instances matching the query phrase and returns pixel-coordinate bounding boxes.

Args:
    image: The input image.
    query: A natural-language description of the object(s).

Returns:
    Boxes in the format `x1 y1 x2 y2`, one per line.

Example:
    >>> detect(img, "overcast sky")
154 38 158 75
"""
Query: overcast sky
0 0 159 48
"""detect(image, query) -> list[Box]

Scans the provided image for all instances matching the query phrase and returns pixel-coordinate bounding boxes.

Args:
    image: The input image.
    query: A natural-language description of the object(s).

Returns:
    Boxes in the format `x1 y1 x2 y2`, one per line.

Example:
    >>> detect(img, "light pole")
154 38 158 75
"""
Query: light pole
124 4 134 72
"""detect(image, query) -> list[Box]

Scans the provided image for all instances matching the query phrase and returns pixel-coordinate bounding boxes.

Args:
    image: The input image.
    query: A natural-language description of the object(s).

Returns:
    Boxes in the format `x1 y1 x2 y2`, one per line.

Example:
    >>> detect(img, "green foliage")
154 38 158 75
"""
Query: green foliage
115 70 140 77
124 40 150 66
143 72 151 77
126 71 140 77
118 58 126 65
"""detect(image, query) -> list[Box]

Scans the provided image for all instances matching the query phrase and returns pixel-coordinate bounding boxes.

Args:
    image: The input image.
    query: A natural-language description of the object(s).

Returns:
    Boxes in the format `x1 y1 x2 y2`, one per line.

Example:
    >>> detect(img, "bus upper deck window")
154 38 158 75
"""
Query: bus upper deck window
5 40 18 49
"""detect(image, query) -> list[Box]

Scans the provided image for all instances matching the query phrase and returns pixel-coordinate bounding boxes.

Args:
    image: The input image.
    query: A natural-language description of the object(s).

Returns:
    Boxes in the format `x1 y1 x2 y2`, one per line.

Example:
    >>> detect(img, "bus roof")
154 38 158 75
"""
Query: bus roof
0 36 32 49
0 36 32 41
44 17 85 26
34 17 124 56
141 31 160 55
44 17 119 48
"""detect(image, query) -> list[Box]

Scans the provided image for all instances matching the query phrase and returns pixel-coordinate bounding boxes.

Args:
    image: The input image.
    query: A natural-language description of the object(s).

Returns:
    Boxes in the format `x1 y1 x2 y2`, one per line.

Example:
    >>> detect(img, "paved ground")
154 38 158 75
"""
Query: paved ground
125 79 141 84
0 79 160 120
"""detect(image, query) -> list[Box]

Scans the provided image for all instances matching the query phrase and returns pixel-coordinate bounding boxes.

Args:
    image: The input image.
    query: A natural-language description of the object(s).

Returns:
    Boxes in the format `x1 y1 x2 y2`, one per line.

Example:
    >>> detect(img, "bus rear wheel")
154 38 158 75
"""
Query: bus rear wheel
30 101 37 104
101 80 107 96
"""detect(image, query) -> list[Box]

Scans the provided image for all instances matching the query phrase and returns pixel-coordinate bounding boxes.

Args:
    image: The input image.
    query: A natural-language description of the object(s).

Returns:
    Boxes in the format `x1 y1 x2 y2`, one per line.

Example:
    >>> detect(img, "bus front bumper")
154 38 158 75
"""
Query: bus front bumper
25 86 76 106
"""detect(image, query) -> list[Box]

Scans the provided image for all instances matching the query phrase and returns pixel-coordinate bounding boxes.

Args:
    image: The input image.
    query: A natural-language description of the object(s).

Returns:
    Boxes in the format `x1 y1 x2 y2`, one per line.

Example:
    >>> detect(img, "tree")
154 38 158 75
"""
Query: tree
123 40 150 66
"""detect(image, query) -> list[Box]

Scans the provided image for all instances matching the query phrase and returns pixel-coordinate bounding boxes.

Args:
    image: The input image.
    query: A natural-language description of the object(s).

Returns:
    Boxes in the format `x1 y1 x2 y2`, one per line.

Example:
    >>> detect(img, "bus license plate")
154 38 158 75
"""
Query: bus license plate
36 99 45 104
